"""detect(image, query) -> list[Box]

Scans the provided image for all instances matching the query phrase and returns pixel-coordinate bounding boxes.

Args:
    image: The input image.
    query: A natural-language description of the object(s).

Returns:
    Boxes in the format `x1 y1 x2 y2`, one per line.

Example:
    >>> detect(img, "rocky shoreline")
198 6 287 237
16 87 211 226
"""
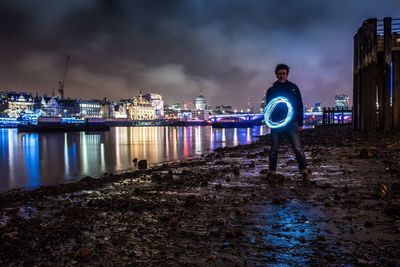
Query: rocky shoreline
1 125 400 266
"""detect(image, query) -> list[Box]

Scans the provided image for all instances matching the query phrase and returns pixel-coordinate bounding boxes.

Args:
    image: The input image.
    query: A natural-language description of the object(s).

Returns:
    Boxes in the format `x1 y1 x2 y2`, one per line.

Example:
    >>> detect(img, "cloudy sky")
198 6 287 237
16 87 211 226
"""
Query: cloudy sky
0 0 399 109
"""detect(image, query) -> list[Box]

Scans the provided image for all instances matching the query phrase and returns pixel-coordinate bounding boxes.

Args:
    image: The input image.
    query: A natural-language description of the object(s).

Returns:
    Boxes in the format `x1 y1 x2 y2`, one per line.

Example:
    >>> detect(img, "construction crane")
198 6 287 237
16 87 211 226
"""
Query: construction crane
58 55 70 99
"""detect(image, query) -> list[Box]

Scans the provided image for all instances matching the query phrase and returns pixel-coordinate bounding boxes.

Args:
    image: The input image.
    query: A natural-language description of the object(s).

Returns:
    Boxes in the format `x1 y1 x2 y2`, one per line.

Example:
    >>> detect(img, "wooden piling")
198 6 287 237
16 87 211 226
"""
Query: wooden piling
353 31 360 130
362 19 378 132
383 17 392 130
393 51 400 129
353 17 400 132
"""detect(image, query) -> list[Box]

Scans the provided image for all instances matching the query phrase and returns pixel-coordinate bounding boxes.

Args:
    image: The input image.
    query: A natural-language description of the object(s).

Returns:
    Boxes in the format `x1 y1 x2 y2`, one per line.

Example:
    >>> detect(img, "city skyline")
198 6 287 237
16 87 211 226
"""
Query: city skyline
0 0 399 108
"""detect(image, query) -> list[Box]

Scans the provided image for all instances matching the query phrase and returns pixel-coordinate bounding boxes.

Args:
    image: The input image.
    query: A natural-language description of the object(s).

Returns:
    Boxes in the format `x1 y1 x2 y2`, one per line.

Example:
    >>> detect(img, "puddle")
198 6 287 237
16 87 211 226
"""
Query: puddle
256 200 323 266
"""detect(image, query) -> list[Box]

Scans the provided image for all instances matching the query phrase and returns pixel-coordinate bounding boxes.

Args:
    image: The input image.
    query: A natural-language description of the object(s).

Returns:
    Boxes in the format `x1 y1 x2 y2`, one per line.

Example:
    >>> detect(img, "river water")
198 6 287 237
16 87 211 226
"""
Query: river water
0 126 268 191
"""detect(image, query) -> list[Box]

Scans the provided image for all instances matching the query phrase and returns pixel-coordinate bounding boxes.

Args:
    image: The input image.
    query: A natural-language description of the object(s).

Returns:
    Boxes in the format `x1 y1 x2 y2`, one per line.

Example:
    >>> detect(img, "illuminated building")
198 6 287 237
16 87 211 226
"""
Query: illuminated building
335 94 350 109
59 99 80 117
194 95 206 110
177 110 192 120
163 104 178 119
143 93 164 118
4 92 35 118
312 102 322 112
215 105 233 114
192 94 209 120
127 93 156 120
171 103 183 111
100 99 113 119
79 99 102 118
40 97 60 116
0 92 7 116
111 99 130 119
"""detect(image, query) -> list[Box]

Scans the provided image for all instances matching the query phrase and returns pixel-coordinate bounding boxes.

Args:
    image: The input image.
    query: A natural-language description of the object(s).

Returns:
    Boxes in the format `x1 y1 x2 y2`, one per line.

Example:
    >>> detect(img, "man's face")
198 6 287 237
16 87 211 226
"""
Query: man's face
276 69 288 83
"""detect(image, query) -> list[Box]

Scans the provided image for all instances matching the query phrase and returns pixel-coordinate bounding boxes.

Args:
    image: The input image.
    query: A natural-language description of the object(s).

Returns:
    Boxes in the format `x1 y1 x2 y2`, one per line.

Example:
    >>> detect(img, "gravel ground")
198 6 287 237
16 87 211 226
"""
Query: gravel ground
0 125 399 266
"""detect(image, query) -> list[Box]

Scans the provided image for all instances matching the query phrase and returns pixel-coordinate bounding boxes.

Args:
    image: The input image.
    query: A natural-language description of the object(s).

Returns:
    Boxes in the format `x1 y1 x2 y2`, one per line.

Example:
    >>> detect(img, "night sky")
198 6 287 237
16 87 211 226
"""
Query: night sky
0 0 399 109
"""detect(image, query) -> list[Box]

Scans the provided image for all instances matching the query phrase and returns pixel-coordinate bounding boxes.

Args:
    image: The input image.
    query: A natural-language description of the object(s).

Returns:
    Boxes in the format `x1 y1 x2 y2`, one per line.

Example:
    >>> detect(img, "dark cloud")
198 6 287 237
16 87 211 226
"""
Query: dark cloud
0 0 399 108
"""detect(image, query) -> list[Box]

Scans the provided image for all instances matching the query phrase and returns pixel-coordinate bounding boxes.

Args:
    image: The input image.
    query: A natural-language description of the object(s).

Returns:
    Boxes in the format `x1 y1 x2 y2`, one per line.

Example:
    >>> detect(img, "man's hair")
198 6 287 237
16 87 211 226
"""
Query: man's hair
275 64 289 74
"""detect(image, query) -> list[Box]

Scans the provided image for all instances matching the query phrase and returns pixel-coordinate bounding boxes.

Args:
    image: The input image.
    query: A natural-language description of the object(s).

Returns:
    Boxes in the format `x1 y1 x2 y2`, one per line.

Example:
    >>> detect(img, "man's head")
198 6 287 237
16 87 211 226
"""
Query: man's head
275 64 289 83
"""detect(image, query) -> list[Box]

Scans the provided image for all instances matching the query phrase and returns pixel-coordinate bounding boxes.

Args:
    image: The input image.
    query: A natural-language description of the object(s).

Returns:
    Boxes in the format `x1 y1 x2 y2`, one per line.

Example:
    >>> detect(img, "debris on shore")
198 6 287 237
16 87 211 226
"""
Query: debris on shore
0 125 399 266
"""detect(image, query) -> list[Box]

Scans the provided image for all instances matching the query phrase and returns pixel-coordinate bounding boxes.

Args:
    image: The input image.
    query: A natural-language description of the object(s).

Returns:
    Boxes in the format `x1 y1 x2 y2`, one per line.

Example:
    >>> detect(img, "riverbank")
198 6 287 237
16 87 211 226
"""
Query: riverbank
0 125 399 266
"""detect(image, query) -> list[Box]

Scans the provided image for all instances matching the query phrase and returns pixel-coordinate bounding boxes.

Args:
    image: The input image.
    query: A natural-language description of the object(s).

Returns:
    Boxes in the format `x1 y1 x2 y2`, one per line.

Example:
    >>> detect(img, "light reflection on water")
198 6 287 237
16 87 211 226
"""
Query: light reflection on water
259 201 319 266
0 126 268 191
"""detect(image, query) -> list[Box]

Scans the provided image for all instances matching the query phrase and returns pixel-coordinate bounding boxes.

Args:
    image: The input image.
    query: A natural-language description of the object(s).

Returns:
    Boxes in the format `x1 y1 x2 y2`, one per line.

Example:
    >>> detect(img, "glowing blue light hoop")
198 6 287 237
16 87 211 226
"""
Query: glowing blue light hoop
264 96 294 129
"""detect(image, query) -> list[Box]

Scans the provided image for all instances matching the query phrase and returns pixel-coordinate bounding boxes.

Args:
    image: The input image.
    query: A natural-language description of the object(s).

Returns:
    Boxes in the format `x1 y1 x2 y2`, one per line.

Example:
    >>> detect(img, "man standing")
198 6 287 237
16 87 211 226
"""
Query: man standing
265 64 309 182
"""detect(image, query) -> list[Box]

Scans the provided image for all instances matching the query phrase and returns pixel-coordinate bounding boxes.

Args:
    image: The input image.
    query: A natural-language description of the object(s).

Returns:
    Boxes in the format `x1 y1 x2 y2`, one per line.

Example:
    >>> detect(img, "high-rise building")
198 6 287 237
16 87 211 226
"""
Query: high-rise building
335 94 350 109
311 102 322 112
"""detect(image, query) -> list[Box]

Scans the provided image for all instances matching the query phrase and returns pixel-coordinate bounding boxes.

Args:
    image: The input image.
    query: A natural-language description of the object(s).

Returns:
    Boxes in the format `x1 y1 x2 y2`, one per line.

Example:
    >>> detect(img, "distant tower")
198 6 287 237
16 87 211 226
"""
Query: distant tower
334 94 350 109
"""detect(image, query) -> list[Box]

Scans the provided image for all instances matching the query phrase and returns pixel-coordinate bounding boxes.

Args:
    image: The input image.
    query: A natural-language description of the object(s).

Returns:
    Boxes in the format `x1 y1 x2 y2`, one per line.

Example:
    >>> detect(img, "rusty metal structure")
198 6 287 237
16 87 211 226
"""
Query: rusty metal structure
353 17 400 132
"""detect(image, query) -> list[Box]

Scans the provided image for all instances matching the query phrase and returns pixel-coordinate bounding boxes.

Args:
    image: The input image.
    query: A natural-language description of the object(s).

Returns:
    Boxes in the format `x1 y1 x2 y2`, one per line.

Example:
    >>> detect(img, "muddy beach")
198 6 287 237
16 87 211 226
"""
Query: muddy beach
0 125 400 266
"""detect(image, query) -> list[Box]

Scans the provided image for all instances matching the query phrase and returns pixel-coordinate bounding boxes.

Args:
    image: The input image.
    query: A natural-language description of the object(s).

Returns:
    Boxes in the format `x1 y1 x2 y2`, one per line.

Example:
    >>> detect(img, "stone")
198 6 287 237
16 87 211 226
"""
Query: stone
78 247 92 257
272 196 287 205
364 221 374 228
267 173 286 186
384 204 400 217
391 182 400 194
138 160 147 170
372 182 389 199
184 195 197 207
235 208 246 217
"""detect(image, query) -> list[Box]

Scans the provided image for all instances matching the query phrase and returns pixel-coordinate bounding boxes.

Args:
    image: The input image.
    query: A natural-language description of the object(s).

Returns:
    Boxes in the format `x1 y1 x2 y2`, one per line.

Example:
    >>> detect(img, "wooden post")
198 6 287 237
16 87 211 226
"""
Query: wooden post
383 17 392 130
359 27 366 131
322 107 326 125
363 19 378 132
353 31 360 130
327 108 331 125
342 107 345 124
359 24 368 131
393 51 400 130
377 51 385 129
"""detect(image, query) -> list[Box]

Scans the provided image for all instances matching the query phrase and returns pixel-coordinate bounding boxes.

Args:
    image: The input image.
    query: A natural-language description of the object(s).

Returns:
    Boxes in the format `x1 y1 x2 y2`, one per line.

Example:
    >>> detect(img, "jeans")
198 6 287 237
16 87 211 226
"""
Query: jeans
269 122 307 171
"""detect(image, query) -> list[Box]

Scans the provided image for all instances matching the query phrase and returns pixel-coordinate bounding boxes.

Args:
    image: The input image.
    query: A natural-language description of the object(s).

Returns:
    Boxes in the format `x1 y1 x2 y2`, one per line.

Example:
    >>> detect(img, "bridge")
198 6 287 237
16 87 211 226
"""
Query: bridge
209 111 352 126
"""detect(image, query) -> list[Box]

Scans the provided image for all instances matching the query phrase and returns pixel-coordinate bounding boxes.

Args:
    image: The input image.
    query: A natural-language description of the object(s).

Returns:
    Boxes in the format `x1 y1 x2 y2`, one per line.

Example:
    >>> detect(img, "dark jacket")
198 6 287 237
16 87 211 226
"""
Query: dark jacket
265 80 304 127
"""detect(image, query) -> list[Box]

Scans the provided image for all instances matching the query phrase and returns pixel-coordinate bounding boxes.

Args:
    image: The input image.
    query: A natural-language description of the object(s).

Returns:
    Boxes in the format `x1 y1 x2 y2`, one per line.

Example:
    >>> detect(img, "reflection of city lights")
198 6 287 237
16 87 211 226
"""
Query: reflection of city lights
233 128 238 146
